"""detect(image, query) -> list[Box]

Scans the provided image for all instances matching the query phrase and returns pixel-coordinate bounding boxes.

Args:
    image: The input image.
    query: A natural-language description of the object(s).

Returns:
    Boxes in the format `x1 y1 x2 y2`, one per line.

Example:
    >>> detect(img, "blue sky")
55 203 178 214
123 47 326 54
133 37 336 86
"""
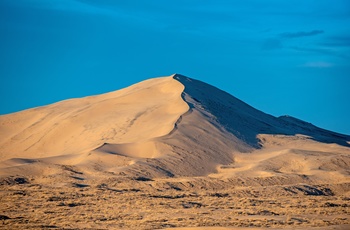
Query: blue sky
1 0 349 134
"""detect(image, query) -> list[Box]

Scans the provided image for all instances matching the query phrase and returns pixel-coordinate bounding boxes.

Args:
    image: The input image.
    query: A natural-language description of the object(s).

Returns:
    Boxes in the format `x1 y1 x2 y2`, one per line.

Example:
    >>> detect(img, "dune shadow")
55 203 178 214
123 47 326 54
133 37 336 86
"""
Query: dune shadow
174 74 350 148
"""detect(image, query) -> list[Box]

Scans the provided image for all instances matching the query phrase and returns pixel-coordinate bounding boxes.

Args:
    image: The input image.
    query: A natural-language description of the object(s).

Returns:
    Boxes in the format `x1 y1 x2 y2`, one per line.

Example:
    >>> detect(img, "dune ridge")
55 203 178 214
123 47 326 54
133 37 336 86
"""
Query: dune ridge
1 74 350 179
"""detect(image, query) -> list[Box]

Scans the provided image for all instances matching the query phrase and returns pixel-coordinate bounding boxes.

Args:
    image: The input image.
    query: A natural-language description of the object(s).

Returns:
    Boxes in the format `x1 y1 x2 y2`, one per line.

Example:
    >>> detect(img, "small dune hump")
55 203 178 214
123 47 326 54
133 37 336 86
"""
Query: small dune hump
96 141 168 159
0 74 350 229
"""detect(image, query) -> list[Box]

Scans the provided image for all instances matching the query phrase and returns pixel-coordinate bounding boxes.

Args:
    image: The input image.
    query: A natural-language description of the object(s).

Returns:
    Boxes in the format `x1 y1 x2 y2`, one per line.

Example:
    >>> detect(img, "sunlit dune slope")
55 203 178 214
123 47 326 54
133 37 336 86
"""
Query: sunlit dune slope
0 76 188 160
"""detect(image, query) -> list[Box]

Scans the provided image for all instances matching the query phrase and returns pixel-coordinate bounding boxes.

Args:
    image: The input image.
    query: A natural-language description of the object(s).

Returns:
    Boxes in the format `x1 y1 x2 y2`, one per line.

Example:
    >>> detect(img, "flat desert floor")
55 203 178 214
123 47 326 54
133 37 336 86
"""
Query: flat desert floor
1 174 349 229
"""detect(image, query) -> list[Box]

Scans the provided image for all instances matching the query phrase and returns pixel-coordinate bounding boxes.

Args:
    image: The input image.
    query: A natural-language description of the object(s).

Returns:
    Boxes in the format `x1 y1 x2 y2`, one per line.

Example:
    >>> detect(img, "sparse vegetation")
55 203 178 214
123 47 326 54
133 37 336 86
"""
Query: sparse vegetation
0 176 349 229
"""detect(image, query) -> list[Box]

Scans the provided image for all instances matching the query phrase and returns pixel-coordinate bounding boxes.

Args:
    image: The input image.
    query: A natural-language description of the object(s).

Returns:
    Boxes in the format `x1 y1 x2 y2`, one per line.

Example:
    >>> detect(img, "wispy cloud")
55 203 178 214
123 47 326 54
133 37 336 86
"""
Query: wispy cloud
262 29 325 50
5 0 112 15
291 46 349 59
301 61 334 68
321 34 350 47
280 30 324 39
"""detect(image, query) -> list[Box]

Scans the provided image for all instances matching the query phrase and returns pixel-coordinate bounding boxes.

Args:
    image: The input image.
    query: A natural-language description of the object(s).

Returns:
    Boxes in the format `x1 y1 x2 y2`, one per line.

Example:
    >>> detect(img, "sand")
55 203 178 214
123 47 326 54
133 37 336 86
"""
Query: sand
0 74 349 229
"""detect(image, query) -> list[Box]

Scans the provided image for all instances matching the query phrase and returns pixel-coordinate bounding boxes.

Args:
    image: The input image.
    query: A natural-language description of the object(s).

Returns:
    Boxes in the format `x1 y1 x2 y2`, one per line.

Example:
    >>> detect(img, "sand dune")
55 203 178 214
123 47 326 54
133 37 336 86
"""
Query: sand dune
0 74 349 229
0 76 188 163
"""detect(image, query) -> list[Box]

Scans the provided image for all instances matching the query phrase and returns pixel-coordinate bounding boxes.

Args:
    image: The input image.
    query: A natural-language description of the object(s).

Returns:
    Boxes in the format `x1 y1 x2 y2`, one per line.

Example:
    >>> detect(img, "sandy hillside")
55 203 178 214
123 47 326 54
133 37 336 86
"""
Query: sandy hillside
0 74 349 229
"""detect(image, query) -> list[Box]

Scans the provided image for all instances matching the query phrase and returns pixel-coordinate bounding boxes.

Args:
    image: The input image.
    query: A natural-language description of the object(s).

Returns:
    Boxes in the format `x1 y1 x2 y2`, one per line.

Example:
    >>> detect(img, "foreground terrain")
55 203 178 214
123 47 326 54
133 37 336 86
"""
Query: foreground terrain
0 174 349 229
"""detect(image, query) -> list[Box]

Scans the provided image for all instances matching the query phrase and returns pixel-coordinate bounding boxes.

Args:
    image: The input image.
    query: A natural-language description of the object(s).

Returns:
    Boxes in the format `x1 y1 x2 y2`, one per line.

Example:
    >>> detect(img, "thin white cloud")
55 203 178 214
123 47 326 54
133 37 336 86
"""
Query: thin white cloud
280 30 324 39
7 0 110 15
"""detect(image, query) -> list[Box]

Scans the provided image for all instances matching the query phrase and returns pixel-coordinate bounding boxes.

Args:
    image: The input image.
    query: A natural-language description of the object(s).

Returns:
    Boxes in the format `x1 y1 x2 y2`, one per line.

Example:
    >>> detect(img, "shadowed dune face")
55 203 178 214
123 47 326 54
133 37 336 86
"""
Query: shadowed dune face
174 74 350 148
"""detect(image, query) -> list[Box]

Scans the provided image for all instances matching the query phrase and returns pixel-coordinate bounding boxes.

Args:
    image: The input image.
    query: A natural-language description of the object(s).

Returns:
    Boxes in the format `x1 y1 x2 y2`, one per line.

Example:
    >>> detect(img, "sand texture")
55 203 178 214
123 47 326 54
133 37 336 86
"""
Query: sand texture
0 74 349 229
